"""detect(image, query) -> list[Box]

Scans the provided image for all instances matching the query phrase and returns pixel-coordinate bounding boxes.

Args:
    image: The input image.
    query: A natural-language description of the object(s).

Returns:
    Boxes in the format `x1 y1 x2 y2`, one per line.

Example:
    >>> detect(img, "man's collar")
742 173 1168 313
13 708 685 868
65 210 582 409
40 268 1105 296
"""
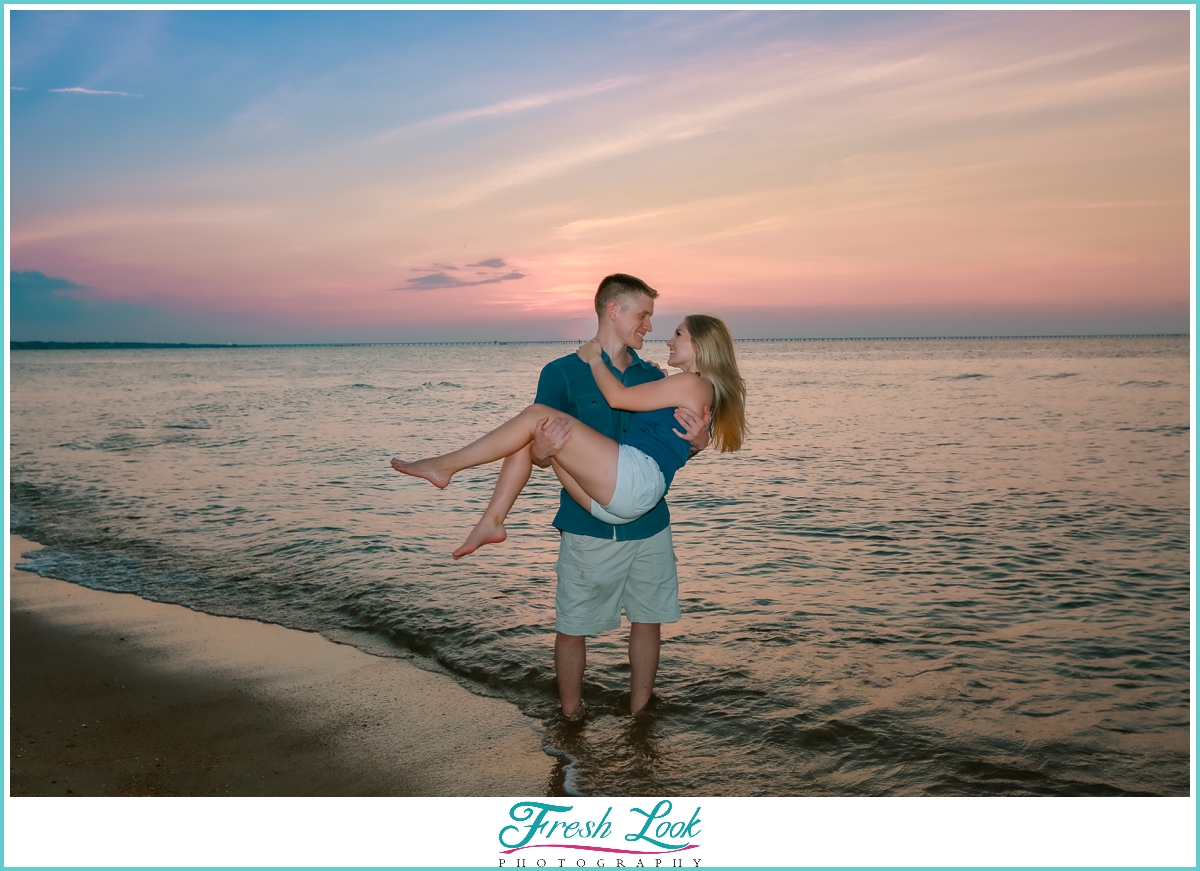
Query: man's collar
599 346 653 369
626 347 657 369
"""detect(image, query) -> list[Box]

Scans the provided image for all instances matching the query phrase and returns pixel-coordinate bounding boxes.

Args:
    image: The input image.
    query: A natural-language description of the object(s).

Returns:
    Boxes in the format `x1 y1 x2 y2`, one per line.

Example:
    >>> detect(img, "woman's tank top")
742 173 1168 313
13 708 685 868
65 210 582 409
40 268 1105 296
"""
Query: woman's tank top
622 406 691 490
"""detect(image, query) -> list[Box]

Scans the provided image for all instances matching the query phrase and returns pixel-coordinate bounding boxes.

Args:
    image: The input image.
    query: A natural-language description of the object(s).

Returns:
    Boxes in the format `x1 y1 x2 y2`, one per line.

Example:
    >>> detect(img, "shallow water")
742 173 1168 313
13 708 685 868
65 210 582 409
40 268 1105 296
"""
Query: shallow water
8 337 1191 795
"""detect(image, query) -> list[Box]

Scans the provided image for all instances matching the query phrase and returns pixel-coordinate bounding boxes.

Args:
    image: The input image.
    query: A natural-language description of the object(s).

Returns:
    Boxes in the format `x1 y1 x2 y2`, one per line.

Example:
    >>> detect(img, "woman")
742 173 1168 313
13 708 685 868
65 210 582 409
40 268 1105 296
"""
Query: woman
392 314 747 558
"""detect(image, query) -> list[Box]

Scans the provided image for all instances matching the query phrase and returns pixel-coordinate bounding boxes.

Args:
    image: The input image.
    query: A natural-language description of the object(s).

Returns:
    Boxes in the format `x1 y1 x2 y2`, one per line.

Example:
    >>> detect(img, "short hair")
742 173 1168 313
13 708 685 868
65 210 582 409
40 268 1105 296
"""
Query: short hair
594 273 658 317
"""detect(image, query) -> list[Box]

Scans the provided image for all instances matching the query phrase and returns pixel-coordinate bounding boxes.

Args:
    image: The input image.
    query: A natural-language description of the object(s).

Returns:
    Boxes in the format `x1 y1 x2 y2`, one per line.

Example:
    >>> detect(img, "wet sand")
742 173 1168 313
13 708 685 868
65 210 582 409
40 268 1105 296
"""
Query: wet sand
8 534 552 796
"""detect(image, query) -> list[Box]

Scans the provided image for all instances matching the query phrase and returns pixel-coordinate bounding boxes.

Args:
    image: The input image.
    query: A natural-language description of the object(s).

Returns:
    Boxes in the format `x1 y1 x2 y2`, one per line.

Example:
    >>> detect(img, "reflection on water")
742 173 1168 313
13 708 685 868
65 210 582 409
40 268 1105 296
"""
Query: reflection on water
9 337 1191 795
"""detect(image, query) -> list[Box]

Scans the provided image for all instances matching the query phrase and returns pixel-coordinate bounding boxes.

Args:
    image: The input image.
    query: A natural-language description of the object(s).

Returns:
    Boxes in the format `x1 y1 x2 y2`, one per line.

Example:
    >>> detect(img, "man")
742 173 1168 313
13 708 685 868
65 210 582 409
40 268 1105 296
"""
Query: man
530 274 709 719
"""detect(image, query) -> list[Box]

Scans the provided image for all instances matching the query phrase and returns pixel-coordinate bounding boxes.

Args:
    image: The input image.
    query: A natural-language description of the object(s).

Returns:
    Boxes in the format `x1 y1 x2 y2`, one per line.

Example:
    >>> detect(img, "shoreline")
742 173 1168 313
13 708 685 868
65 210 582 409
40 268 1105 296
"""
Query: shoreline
7 534 553 796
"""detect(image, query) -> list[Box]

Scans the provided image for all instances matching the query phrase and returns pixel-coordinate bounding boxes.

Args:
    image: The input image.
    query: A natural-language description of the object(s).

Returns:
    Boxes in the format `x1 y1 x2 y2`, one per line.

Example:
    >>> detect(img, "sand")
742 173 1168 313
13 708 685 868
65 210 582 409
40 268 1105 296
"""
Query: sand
7 534 553 796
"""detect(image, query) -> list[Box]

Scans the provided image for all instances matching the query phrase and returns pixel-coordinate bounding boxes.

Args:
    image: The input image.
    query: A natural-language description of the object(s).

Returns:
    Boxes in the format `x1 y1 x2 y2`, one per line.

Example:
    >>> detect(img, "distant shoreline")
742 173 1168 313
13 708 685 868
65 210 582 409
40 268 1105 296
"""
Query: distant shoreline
9 334 1189 351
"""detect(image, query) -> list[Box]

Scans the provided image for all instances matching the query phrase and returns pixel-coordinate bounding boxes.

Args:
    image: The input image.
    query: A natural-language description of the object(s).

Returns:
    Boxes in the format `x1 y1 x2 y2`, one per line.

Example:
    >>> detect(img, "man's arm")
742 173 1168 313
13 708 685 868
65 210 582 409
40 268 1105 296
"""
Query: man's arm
674 406 712 456
531 362 570 468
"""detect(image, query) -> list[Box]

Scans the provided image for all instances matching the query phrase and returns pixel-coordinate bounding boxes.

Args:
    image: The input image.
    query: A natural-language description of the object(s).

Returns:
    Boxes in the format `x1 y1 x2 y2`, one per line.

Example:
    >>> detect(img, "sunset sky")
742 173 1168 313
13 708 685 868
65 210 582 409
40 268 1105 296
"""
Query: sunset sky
6 8 1193 342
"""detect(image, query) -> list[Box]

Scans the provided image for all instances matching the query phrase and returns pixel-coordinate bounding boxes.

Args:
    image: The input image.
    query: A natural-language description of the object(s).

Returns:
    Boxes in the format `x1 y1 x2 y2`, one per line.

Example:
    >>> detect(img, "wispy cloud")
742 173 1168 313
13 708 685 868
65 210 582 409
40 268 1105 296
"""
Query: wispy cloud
409 263 461 272
392 258 525 291
11 205 272 245
50 86 143 97
435 66 827 208
367 76 639 144
439 118 711 207
392 271 525 291
556 206 687 238
10 86 27 91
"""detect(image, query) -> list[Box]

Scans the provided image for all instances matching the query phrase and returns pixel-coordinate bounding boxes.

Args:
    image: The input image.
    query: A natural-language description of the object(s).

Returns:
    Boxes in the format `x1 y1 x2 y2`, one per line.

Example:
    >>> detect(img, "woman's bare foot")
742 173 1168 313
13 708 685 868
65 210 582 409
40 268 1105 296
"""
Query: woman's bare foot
452 519 507 559
391 457 451 489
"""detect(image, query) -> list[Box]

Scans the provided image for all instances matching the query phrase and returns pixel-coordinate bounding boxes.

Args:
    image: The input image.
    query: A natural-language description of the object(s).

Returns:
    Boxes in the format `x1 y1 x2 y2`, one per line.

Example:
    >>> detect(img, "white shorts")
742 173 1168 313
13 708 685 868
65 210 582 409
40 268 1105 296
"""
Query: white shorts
590 444 667 525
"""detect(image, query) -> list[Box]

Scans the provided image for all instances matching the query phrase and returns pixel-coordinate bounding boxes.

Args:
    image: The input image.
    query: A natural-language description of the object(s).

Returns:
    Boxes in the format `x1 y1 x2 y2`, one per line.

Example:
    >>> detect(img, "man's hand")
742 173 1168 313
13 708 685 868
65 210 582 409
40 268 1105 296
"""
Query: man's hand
673 405 711 455
576 339 603 365
531 416 573 468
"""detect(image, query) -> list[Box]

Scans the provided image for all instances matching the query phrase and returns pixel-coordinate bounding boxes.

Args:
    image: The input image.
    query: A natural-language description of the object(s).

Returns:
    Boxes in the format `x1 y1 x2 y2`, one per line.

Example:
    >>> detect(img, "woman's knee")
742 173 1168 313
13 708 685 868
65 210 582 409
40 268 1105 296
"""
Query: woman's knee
525 403 557 419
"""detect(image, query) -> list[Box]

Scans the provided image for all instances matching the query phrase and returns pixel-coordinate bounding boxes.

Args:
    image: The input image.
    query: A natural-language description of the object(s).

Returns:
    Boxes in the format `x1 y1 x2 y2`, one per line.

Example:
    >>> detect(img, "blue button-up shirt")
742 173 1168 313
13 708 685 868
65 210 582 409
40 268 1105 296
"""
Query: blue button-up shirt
534 347 670 540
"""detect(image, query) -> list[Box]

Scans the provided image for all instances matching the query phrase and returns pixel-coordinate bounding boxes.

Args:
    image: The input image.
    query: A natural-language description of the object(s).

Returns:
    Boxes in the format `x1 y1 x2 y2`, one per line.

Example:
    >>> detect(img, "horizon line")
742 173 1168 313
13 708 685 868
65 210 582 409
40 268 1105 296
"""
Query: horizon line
9 334 1190 350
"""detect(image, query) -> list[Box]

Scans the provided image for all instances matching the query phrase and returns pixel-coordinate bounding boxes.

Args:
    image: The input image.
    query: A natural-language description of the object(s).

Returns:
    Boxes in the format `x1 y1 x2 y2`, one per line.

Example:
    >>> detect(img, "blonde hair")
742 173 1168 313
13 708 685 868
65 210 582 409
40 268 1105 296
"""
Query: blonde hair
684 314 746 453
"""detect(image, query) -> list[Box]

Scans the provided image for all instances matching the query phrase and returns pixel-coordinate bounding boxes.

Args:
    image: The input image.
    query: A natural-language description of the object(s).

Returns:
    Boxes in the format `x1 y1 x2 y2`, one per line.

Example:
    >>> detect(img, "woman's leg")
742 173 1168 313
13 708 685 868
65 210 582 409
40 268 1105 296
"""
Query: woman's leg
451 446 531 560
394 404 621 507
551 460 593 514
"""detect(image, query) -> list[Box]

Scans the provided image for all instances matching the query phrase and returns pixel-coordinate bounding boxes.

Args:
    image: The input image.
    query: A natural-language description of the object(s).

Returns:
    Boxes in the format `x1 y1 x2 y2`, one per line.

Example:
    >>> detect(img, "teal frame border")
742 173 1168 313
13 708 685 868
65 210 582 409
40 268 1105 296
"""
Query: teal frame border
2 2 1195 869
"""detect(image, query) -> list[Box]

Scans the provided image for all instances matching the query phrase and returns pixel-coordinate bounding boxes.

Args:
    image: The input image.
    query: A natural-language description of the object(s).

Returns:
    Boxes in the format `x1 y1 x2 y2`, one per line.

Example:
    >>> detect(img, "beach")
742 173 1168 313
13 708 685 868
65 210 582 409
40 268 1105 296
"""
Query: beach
8 534 553 796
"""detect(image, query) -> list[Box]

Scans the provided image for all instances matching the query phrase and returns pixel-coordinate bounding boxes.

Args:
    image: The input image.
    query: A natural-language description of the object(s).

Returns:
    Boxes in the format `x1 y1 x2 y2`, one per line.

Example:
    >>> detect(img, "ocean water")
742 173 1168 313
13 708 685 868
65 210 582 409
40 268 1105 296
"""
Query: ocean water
8 337 1191 796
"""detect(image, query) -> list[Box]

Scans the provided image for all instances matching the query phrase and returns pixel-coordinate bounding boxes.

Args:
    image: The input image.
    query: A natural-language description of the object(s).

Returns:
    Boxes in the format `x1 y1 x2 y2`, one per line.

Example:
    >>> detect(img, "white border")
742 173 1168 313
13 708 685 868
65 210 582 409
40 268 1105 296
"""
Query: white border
0 796 1197 867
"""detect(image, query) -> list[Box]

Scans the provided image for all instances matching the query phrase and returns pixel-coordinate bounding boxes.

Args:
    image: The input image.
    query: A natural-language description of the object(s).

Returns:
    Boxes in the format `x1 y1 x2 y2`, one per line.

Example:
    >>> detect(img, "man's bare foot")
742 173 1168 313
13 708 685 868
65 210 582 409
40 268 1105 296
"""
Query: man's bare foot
562 701 588 723
391 457 451 489
452 520 507 559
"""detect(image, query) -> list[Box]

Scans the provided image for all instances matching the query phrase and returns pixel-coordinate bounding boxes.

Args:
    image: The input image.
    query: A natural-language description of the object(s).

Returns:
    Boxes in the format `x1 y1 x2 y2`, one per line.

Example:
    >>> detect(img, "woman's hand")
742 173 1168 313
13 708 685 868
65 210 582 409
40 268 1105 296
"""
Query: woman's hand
576 339 603 365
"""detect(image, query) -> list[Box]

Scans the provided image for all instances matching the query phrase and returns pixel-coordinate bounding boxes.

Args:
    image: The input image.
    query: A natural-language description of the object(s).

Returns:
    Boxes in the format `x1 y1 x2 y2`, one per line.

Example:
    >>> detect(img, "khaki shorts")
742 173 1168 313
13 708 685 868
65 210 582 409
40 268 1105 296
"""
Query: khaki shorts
554 527 680 636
